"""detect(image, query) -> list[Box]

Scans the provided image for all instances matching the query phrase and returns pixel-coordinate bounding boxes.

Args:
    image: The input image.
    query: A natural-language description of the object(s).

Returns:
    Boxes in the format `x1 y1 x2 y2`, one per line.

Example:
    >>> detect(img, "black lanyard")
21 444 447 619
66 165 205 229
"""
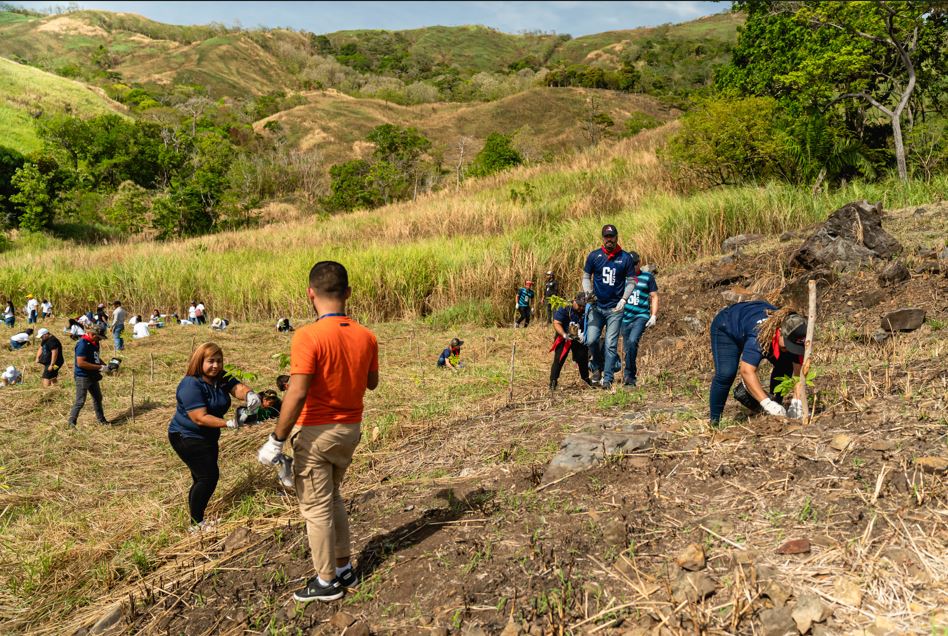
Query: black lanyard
318 312 347 321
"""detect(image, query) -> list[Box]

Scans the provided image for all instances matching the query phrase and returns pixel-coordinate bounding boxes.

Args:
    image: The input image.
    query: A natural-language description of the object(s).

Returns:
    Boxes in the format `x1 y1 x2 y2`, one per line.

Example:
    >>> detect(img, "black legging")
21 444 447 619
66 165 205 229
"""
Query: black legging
550 339 590 386
169 432 219 524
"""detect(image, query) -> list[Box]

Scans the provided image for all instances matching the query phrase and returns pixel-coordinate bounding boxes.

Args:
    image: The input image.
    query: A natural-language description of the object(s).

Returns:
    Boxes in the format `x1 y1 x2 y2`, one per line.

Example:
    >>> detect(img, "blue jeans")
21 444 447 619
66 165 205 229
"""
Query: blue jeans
709 312 741 424
585 304 624 384
622 316 648 384
3 317 13 328
10 339 26 350
27 310 37 324
113 325 124 351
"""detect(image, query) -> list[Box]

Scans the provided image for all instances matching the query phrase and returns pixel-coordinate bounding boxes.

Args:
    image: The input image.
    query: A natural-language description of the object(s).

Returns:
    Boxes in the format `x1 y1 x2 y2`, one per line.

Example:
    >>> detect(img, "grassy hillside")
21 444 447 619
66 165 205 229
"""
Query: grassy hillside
0 123 944 325
255 86 675 164
0 56 125 154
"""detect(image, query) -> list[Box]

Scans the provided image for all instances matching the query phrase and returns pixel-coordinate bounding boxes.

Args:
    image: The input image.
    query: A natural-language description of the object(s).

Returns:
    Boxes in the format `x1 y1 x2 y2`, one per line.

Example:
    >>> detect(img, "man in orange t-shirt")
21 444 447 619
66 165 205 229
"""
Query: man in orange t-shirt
258 261 379 603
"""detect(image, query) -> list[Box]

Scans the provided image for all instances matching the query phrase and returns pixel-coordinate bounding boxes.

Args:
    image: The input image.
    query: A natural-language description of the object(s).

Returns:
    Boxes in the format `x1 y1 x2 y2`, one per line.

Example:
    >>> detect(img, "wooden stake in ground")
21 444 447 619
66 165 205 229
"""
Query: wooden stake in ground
507 343 517 405
130 369 136 423
149 353 154 382
190 335 195 353
800 280 817 425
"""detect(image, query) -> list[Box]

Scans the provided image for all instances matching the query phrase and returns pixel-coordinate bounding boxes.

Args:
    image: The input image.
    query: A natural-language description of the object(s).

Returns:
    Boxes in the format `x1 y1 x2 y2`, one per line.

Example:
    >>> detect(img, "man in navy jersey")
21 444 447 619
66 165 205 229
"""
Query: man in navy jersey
620 252 659 387
549 292 591 391
582 224 635 390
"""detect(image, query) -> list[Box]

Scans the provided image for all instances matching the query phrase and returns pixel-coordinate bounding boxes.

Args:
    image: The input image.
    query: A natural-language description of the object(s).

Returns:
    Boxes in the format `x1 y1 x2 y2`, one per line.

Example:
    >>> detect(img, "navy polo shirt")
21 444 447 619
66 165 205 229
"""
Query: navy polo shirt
552 305 583 328
583 248 633 310
717 301 777 367
169 374 240 441
74 337 102 379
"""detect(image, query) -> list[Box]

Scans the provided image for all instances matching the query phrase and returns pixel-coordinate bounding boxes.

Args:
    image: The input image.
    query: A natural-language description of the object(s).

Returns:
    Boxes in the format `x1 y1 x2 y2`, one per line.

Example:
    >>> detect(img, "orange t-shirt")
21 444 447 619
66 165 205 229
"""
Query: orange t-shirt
290 315 379 425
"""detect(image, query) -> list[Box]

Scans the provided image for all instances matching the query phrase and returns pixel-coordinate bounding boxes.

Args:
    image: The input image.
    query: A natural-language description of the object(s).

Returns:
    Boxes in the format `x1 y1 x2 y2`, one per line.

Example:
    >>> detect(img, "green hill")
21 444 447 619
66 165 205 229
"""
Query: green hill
0 55 125 154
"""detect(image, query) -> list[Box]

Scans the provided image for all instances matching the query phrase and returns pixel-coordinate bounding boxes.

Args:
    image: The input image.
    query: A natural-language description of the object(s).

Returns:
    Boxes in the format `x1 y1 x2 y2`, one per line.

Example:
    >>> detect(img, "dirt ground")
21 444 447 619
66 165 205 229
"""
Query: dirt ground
6 203 948 635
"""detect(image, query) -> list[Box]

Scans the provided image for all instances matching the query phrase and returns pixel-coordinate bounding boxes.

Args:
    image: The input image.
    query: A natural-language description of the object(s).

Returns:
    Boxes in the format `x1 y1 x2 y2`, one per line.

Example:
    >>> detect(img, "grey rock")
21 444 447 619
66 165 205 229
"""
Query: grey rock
790 200 902 270
880 308 926 332
672 571 717 602
939 247 948 260
914 207 927 216
90 603 123 634
780 231 795 242
721 288 756 304
859 289 886 308
543 431 653 482
723 233 765 252
792 592 832 633
682 316 703 332
759 606 797 636
877 260 909 286
871 329 891 344
916 261 943 275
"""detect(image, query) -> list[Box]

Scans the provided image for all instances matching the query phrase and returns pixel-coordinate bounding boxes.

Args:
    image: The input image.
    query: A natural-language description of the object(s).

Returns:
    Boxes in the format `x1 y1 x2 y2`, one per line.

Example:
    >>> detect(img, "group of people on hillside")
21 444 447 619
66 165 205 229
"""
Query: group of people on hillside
3 295 53 328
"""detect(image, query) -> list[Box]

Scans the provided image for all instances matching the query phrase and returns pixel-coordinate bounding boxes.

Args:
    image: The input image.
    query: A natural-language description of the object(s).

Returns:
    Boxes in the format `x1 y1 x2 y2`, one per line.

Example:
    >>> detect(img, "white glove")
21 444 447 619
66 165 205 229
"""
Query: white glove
645 315 657 328
257 433 285 465
225 419 238 429
613 299 626 313
276 454 294 488
245 391 261 414
787 399 804 420
760 398 787 417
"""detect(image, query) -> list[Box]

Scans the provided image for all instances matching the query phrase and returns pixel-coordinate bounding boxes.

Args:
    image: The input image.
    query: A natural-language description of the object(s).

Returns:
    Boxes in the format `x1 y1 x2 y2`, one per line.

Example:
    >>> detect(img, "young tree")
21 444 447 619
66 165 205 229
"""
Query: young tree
10 163 53 232
467 133 523 178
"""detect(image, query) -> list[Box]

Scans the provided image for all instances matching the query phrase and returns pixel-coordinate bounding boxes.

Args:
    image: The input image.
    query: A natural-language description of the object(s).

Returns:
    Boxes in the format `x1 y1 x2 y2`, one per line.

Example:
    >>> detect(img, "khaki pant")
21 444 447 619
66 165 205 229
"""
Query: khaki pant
290 423 361 579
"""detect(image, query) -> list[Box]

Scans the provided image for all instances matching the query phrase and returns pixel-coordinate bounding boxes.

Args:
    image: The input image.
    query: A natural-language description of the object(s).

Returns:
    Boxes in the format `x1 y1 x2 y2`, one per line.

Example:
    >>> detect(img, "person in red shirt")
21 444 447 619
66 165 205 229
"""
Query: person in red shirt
258 261 379 603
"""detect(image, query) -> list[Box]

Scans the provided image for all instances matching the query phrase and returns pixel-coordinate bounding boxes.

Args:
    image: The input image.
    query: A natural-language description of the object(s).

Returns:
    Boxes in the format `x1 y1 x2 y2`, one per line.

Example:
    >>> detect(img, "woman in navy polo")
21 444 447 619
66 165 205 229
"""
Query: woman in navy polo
169 342 261 530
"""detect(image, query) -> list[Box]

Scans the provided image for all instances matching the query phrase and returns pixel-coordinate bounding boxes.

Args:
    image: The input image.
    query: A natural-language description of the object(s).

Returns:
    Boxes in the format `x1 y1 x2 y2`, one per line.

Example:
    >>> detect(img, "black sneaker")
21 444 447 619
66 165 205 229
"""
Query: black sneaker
549 381 557 392
591 370 602 384
293 576 344 602
600 381 612 391
623 379 637 387
337 567 359 589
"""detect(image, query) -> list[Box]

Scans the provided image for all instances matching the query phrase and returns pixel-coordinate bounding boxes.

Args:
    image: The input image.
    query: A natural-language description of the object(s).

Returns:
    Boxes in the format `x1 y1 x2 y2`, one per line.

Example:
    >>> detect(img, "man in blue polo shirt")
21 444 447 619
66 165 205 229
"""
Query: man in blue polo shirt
67 323 111 427
620 252 659 387
582 224 635 390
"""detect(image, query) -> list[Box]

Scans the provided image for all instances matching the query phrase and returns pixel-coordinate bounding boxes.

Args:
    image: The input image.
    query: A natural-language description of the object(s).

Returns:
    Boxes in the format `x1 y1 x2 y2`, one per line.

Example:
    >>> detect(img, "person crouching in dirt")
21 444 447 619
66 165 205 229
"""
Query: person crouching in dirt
549 293 592 391
277 317 294 332
437 338 464 370
168 342 261 532
514 280 535 327
709 301 808 427
210 317 229 331
35 328 63 387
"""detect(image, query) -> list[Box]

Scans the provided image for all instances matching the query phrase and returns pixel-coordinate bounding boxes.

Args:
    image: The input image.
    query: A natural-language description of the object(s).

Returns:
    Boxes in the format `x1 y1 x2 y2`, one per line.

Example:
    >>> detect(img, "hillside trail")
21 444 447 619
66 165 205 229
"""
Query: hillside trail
55 203 948 635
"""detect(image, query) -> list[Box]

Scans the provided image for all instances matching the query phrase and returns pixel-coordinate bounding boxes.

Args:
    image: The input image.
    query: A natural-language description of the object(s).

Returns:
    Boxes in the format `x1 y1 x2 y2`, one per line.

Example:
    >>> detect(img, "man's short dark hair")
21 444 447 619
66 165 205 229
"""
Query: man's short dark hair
309 261 349 299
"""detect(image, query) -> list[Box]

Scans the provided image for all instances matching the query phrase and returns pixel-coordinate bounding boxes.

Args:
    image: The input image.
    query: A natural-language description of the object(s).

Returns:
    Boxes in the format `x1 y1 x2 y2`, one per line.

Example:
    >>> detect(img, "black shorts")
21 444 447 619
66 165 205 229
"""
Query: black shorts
41 367 60 380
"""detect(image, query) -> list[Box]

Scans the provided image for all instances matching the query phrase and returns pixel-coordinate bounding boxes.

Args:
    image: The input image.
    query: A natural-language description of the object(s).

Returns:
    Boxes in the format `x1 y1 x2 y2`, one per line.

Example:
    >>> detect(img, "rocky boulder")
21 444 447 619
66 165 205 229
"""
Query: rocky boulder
877 260 910 286
789 201 902 270
880 308 926 332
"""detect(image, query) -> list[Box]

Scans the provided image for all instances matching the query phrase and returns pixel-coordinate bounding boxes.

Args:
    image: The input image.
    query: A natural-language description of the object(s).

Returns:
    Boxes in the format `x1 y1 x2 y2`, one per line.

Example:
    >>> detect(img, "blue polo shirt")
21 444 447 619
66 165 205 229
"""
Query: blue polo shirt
552 305 583 329
622 272 659 322
169 374 240 441
74 337 102 379
717 301 777 367
516 287 535 307
584 248 634 310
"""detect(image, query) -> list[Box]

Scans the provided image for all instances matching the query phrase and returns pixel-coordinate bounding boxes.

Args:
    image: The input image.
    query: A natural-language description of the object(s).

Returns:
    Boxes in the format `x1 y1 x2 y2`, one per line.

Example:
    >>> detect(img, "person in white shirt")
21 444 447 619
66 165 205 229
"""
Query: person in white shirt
133 317 150 339
65 319 84 340
210 317 229 330
9 329 32 350
195 301 207 325
1 365 22 386
41 299 53 319
111 300 127 351
3 300 14 327
26 295 39 324
188 302 197 322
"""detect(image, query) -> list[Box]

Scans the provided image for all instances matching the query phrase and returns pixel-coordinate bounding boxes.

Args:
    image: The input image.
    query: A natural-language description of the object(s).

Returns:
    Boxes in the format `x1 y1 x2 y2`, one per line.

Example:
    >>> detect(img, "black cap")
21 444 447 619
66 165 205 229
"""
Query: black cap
450 337 464 348
601 224 618 237
574 292 588 304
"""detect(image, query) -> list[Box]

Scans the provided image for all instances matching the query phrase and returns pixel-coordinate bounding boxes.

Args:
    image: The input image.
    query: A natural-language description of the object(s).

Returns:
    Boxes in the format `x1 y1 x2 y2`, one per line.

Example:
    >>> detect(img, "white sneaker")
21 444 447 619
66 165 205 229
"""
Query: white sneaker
188 519 217 533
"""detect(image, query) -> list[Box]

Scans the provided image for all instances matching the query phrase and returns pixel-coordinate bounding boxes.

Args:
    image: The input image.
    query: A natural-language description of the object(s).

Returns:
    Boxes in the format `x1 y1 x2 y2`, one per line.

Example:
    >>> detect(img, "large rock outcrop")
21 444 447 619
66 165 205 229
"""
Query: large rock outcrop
789 201 902 270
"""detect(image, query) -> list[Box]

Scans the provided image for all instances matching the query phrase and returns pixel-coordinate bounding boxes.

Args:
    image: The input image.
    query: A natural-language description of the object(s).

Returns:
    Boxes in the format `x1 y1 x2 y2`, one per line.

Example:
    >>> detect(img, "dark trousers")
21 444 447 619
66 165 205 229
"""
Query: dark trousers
709 314 795 424
546 301 554 324
169 432 220 524
550 339 590 386
68 376 106 424
515 306 531 327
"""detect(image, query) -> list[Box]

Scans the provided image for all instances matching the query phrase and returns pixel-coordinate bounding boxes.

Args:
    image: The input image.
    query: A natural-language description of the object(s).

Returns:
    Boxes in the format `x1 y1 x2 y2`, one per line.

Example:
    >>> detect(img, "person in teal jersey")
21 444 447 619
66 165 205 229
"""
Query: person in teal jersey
620 252 659 387
514 280 535 328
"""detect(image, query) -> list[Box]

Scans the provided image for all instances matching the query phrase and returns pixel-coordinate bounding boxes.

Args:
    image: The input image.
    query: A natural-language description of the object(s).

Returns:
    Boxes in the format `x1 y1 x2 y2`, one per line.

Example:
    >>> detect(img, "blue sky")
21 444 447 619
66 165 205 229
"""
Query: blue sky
16 1 730 36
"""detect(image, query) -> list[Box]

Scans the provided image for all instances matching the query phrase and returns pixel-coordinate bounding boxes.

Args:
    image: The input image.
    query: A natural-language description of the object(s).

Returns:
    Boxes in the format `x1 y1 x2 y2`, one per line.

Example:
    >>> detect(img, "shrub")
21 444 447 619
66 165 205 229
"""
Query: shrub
468 133 523 178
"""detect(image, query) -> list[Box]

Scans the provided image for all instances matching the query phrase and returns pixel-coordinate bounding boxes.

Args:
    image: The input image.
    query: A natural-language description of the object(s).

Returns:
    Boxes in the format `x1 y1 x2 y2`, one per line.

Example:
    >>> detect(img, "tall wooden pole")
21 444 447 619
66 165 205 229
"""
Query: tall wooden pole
507 343 516 405
800 280 817 425
130 370 136 424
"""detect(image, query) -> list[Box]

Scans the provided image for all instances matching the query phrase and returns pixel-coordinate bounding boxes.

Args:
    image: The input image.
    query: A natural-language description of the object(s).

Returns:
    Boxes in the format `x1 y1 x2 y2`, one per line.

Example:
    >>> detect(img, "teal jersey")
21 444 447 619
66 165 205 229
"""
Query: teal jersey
622 272 658 322
516 287 535 307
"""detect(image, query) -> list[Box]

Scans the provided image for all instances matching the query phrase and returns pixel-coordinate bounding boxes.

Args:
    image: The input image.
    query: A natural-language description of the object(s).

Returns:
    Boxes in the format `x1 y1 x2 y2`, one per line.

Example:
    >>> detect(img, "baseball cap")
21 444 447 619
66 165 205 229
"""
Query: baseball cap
37 328 49 338
574 292 588 304
450 337 464 348
545 270 553 275
6 366 14 374
88 323 107 337
780 314 807 356
601 224 618 237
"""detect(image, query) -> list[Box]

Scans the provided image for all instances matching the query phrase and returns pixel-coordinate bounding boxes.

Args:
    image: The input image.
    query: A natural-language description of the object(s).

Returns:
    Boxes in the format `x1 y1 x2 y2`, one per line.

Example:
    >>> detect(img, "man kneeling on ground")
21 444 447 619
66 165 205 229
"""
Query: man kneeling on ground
550 293 592 391
258 260 379 602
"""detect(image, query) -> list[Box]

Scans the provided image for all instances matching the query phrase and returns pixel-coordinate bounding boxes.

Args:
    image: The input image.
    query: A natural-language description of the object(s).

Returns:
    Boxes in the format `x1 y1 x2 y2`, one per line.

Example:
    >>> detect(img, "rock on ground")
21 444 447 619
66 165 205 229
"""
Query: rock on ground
877 260 910 286
789 200 902 270
722 233 765 252
880 308 926 332
542 431 654 483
